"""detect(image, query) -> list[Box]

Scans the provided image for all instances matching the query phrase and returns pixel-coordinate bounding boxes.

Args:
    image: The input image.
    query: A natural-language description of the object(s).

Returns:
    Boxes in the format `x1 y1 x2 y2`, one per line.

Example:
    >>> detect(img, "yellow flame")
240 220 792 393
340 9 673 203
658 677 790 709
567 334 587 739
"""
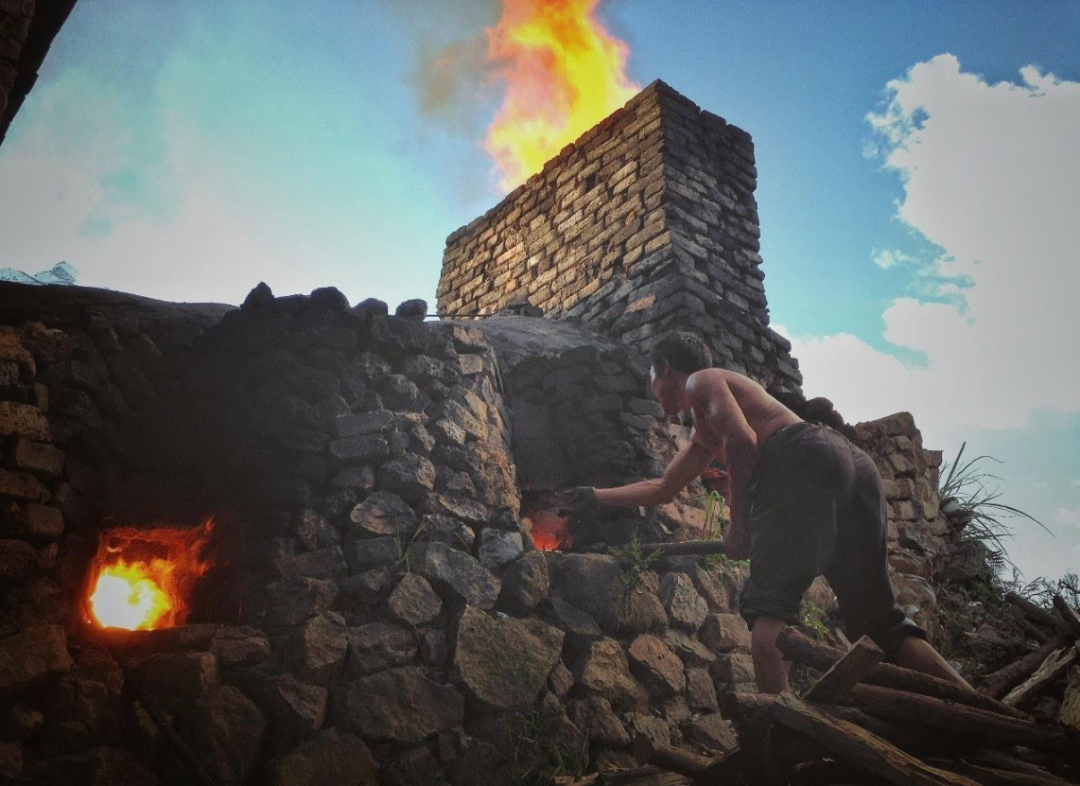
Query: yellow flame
87 517 217 631
89 560 175 631
485 0 639 190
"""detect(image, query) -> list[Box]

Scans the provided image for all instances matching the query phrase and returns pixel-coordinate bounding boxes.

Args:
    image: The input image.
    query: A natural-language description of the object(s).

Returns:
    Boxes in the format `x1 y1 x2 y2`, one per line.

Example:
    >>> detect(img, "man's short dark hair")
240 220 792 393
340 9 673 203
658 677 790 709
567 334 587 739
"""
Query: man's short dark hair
650 332 712 374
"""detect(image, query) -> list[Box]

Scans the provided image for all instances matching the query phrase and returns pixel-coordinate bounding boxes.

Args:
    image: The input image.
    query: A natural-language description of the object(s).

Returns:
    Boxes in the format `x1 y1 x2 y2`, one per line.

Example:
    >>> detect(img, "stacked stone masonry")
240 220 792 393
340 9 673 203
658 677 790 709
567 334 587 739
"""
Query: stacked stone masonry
0 279 972 785
438 80 802 395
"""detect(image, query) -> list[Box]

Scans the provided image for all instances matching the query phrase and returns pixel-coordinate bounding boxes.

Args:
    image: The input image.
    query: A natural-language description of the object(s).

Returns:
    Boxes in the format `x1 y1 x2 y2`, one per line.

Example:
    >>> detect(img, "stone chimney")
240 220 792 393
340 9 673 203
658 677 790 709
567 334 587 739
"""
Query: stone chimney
438 80 801 394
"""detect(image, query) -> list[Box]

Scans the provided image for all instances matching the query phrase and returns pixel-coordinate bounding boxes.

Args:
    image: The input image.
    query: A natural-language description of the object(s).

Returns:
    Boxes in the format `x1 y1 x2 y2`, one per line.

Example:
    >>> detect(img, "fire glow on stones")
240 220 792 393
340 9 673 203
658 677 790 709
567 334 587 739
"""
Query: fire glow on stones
484 0 639 190
525 507 573 551
87 518 216 631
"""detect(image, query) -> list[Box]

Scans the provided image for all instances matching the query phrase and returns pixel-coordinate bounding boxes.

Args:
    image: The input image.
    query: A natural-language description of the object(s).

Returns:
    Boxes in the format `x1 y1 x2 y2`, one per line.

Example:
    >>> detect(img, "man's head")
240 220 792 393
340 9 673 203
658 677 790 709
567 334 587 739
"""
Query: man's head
649 332 712 415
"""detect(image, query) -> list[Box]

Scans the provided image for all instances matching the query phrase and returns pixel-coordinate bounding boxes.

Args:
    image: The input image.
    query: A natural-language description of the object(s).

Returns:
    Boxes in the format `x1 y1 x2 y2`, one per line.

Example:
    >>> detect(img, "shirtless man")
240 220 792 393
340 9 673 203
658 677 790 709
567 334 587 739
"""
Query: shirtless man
558 331 969 693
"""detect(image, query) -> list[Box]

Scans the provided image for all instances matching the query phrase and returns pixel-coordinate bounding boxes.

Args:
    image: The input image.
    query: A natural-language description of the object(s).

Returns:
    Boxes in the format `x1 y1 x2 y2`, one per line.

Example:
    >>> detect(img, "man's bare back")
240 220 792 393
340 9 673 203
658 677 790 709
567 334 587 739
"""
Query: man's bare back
686 368 802 455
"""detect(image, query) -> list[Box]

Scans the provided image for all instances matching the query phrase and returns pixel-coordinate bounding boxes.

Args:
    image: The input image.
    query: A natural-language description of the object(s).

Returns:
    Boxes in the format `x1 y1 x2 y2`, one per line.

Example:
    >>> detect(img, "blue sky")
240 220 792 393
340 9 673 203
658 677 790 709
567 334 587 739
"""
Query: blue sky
1 0 1078 581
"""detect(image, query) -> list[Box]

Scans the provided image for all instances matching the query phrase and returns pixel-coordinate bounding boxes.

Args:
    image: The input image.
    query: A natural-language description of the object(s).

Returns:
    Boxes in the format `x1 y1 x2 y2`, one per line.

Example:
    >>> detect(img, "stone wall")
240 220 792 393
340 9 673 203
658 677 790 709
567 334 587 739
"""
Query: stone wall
0 0 78 147
854 411 950 642
438 80 801 395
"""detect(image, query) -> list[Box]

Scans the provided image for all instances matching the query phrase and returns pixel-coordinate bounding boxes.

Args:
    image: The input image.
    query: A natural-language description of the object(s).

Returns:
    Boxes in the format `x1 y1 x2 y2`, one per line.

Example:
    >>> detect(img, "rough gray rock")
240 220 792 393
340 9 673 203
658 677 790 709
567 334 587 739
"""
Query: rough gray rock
626 634 685 698
181 685 266 785
345 622 417 677
686 668 719 713
545 553 621 621
256 674 328 753
377 456 436 504
348 491 417 537
567 696 630 747
387 573 443 627
659 572 708 630
681 713 737 754
136 651 219 715
499 552 550 612
450 606 563 711
571 637 645 711
336 666 464 745
477 529 524 571
699 613 751 653
408 542 501 609
285 612 347 686
242 577 338 637
0 625 73 698
266 728 378 786
344 537 401 572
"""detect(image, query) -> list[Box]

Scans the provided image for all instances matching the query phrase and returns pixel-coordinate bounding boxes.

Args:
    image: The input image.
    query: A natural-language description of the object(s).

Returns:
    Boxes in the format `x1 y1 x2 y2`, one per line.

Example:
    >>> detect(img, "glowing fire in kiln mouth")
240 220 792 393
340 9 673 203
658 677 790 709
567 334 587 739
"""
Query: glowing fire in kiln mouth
525 507 572 551
87 518 217 631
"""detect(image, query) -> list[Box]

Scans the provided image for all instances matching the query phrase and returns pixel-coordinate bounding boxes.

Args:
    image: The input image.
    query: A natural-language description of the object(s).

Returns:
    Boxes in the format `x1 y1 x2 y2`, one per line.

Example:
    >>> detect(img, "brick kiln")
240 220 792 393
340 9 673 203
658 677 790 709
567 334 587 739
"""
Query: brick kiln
0 83 963 786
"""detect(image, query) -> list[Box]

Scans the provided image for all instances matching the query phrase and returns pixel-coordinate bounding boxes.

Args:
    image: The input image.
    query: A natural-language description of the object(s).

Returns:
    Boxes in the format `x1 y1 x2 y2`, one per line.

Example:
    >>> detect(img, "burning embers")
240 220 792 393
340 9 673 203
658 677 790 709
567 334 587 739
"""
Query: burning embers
522 491 572 551
87 518 217 631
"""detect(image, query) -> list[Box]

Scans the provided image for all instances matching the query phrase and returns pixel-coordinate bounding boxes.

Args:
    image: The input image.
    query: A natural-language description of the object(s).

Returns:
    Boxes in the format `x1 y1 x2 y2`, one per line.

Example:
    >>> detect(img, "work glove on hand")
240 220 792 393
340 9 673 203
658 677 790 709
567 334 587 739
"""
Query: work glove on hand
556 486 598 517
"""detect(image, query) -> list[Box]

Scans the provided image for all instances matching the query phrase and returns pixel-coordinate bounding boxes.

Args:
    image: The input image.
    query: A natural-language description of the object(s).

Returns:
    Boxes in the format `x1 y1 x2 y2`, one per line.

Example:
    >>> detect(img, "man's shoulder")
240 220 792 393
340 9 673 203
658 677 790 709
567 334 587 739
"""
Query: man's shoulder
687 368 741 397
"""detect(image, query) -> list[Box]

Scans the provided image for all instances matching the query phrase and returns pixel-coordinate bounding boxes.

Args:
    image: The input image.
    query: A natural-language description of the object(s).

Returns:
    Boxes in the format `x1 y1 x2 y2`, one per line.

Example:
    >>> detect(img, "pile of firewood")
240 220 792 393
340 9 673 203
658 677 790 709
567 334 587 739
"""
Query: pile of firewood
573 594 1080 786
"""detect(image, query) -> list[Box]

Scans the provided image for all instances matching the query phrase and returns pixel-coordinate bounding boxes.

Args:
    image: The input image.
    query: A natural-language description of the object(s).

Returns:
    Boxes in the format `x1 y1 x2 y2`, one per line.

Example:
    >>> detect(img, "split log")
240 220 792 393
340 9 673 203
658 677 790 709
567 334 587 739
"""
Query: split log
981 636 1072 700
804 635 884 702
631 733 713 777
769 694 983 786
777 627 1028 719
1002 645 1079 707
842 683 1076 756
1005 593 1075 637
1051 595 1080 639
1059 666 1080 732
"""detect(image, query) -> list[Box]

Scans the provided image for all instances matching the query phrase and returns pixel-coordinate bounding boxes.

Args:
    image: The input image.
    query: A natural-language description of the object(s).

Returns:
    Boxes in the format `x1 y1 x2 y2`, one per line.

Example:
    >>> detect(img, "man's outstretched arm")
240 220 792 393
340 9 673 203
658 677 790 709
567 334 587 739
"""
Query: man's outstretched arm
590 442 715 509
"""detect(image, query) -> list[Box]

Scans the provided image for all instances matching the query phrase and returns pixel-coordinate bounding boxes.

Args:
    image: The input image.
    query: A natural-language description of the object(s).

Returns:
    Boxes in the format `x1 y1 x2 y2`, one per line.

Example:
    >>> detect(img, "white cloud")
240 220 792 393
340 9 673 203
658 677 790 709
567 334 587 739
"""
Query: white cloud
1071 479 1080 489
872 248 917 270
1053 507 1080 529
788 55 1080 447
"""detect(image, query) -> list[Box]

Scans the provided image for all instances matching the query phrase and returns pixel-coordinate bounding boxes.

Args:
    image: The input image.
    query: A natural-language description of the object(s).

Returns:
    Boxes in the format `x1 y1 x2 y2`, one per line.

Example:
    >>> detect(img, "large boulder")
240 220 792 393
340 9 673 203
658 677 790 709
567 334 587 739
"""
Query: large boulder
450 606 563 711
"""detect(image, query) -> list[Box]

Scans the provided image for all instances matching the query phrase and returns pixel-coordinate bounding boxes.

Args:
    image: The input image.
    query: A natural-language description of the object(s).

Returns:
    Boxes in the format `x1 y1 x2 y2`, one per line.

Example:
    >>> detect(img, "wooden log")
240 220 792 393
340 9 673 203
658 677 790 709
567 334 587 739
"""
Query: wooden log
1002 645 1079 707
1051 594 1080 639
631 733 714 777
777 627 1029 719
720 692 962 758
1005 593 1075 637
928 760 1078 786
1020 619 1052 644
1058 665 1080 732
768 694 983 786
805 635 884 702
842 683 1076 756
981 636 1072 700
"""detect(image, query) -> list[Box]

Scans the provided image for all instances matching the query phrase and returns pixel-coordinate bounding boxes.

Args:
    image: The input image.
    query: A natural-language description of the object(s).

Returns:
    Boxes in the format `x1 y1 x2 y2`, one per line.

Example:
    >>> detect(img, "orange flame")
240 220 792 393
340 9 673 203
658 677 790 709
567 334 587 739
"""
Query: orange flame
485 0 639 190
87 518 216 631
525 508 573 551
